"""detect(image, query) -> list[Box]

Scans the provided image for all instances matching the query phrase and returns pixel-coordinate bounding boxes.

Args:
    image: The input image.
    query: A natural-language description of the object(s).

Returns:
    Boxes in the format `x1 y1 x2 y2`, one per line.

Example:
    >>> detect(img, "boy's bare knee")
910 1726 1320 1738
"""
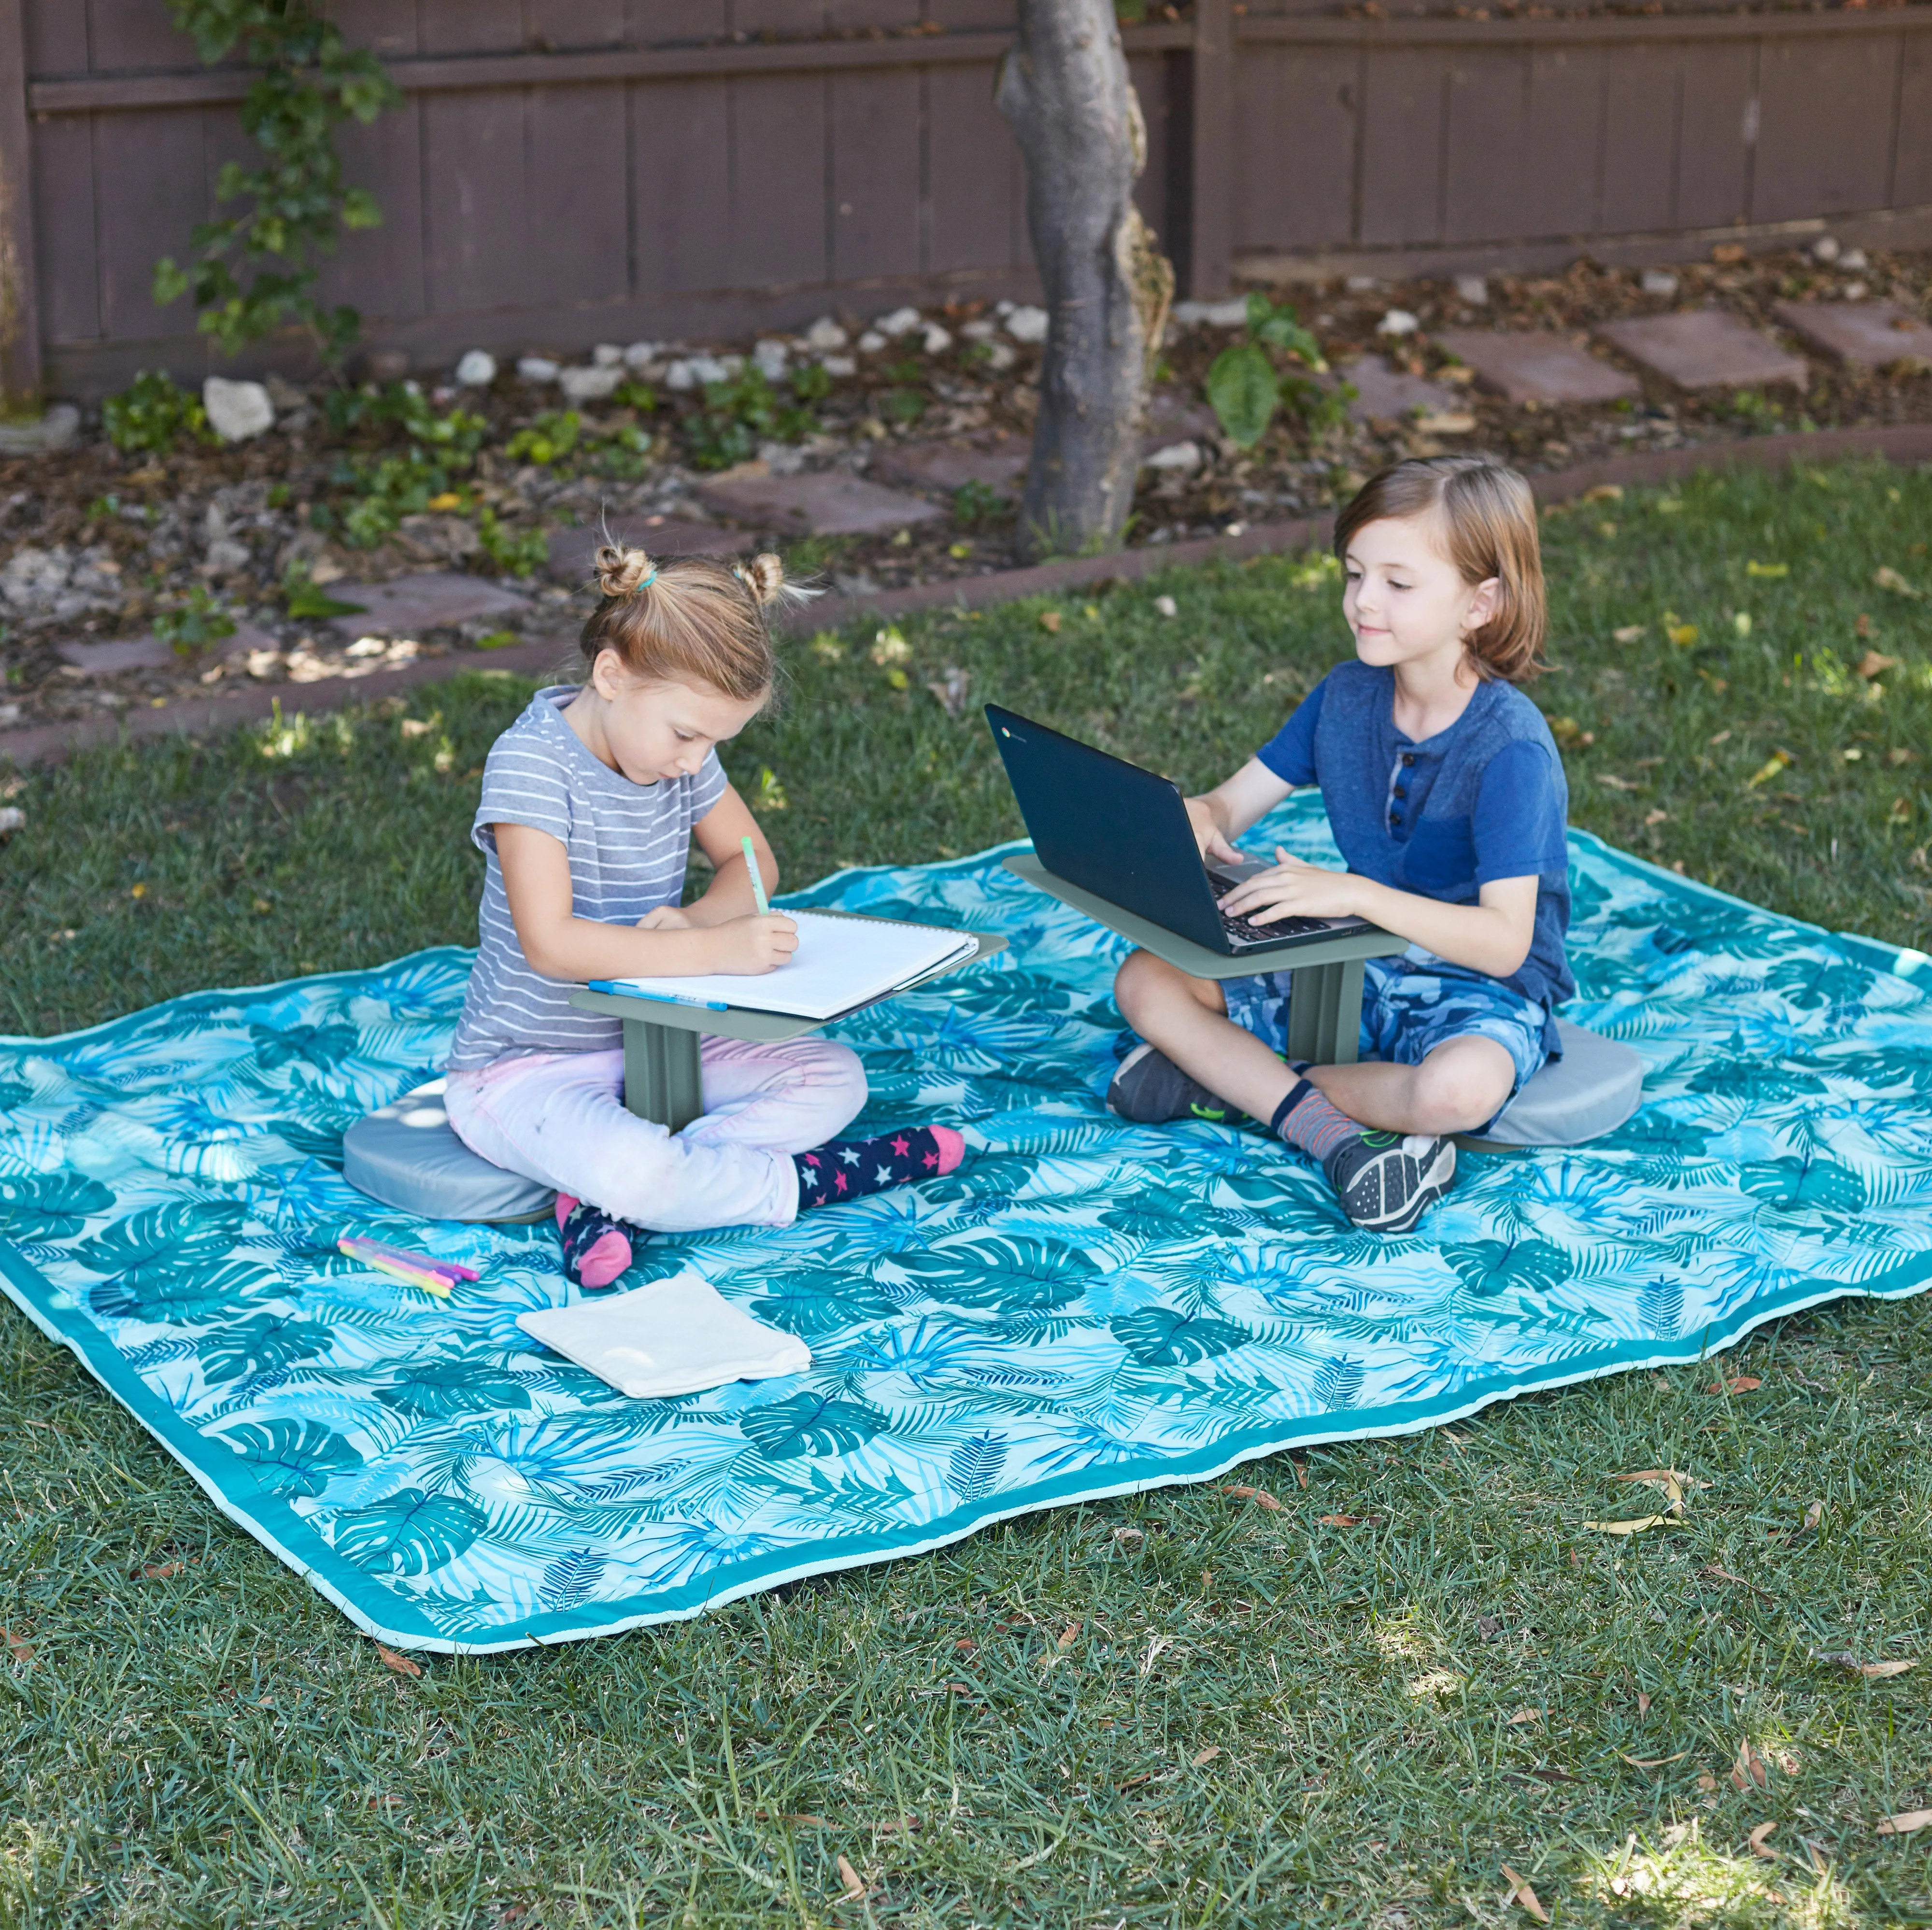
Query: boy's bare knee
1114 948 1169 1025
1410 1051 1513 1134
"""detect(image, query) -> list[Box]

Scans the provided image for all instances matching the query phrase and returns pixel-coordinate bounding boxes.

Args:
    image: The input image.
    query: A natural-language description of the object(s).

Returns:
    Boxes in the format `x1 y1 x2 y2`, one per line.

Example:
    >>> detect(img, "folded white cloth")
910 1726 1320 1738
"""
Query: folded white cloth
516 1269 810 1399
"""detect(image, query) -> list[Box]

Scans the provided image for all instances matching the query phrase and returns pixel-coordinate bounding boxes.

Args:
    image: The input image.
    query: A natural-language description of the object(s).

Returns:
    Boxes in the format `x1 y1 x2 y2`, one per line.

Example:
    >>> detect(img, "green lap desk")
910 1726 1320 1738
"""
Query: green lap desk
570 912 1008 1130
1000 851 1404 1067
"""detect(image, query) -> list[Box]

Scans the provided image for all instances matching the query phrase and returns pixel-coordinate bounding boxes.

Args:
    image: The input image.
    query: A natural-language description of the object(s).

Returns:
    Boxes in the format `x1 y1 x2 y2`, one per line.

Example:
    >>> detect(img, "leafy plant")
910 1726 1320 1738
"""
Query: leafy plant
506 411 583 468
153 1 401 361
153 586 237 657
281 563 365 622
683 368 823 471
320 387 489 548
1205 293 1343 450
102 371 215 454
952 479 1011 527
477 511 548 580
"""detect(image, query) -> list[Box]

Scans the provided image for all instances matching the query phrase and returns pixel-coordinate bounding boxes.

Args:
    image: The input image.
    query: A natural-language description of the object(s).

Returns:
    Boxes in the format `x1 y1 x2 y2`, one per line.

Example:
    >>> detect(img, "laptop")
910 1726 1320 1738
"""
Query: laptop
986 704 1373 957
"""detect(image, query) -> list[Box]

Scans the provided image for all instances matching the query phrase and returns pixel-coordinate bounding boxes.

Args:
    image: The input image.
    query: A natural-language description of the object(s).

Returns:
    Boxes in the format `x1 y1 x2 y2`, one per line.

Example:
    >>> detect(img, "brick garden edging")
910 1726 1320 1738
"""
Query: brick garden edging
6 421 1932 771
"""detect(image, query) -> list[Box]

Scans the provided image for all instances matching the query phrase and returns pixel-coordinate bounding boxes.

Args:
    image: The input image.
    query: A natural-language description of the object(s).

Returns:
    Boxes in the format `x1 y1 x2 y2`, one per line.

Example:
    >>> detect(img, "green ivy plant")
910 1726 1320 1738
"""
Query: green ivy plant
1205 294 1348 450
153 2 400 362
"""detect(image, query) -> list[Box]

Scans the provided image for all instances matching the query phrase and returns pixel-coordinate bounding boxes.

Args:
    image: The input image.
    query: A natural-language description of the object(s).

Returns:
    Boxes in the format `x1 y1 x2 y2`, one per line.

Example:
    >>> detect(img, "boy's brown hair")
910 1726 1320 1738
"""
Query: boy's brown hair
579 547 803 703
1333 456 1548 683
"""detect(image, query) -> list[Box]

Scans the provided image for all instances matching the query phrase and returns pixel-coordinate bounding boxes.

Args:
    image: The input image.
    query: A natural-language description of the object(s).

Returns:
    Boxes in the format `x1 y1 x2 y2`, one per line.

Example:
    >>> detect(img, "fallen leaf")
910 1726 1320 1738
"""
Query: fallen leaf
1111 1526 1144 1547
1702 1564 1776 1602
1037 610 1063 633
1644 808 1669 826
1711 241 1747 264
1291 1455 1309 1489
1873 566 1920 597
1192 1745 1222 1766
925 665 970 717
1856 1660 1917 1679
1621 1751 1689 1768
1596 772 1640 791
1857 611 1874 636
2 1628 32 1664
1802 1499 1824 1532
1698 1772 1719 1793
1611 1468 1708 1512
1708 1375 1763 1393
1708 728 1733 745
1612 624 1647 642
1583 1513 1670 1535
1057 1620 1082 1651
374 1643 423 1679
836 1854 867 1899
1637 1691 1652 1717
1805 1838 1830 1873
1856 650 1902 679
782 1814 829 1828
1745 560 1790 578
1584 483 1624 503
1317 1514 1363 1528
874 1816 919 1837
141 1561 184 1580
1507 1707 1543 1725
1877 1808 1932 1835
1139 1635 1172 1678
1415 411 1477 435
1499 1863 1549 1923
1749 1821 1778 1859
1220 1483 1283 1512
954 1638 978 1655
1667 623 1699 647
1745 754 1790 790
1731 1738 1770 1792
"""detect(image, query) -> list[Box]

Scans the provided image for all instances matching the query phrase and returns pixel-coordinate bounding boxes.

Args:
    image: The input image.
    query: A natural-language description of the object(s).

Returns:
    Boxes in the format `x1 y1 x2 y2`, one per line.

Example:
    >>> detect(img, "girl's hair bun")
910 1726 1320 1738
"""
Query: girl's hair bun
734 553 787 609
594 544 656 600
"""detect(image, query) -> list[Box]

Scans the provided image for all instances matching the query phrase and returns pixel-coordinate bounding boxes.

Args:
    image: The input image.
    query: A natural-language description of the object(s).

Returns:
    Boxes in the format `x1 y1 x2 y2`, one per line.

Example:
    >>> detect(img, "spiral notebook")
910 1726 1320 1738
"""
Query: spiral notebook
591 909 979 1021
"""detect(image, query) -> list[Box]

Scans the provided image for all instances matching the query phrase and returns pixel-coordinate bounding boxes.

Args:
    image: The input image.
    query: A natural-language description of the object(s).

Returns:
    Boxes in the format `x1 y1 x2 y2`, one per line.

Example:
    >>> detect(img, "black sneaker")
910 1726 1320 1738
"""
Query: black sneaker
1106 1042 1247 1126
1323 1131 1456 1233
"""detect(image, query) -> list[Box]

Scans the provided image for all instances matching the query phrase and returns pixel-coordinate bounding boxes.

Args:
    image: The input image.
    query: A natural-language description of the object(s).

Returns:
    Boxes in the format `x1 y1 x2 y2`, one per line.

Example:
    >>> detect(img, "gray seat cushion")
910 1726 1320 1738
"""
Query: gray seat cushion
1466 1019 1644 1149
343 1079 555 1223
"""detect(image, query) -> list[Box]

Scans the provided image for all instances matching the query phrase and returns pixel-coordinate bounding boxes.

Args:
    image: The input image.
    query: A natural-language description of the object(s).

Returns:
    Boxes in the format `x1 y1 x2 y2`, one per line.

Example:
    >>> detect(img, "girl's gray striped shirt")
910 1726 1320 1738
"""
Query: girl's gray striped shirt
447 685 727 1070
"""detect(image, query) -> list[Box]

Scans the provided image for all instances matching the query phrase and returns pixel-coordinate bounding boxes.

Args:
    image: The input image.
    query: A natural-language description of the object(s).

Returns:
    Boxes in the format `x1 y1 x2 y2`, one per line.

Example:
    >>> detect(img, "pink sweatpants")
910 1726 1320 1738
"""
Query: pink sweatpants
443 1036 867 1233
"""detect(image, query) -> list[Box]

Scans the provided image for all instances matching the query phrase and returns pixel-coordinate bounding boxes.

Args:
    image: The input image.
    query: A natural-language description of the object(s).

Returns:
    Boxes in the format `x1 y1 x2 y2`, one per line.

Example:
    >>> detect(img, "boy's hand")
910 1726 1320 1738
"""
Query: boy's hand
1185 796 1246 868
709 911 799 974
637 905 695 931
1218 847 1363 923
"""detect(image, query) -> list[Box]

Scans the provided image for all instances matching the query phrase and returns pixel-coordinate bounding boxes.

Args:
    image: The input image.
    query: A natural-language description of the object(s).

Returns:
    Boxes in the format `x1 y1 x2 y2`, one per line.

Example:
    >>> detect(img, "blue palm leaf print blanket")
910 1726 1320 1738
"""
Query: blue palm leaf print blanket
4 797 1930 1652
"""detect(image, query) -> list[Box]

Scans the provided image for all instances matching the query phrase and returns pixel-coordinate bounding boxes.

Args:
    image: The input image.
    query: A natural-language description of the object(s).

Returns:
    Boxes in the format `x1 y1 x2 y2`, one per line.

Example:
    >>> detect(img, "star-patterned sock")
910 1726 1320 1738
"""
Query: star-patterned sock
554 1193 639 1291
792 1125 966 1211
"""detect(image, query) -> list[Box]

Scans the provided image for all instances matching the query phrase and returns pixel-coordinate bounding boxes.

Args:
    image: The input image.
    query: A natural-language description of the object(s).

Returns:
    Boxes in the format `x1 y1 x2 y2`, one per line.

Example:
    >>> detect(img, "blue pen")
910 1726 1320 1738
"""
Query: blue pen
588 980 730 1011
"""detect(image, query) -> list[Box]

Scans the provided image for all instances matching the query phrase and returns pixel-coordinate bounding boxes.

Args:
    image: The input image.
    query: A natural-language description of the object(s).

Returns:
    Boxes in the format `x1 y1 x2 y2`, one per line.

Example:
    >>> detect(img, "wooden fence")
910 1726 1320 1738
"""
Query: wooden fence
2 0 1928 399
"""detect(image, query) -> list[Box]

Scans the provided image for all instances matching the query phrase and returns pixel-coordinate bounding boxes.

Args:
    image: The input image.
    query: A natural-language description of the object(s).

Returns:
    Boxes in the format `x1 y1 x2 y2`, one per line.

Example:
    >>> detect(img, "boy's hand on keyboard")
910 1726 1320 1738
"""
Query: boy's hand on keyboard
710 911 800 974
1185 795 1246 869
1218 846 1363 923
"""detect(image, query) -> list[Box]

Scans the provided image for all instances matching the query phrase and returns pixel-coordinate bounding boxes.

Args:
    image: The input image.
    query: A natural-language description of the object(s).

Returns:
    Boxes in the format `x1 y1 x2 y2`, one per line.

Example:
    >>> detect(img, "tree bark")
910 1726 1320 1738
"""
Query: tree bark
997 0 1173 563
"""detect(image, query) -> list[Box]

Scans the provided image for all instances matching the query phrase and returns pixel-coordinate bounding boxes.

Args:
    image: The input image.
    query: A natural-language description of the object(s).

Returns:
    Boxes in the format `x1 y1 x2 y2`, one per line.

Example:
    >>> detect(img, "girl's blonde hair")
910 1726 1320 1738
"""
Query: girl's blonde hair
1334 455 1548 683
579 546 805 702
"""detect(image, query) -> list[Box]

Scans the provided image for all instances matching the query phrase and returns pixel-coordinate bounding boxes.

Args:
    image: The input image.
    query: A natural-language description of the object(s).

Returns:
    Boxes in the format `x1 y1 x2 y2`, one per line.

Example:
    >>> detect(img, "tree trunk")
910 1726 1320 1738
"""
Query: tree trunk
997 0 1173 563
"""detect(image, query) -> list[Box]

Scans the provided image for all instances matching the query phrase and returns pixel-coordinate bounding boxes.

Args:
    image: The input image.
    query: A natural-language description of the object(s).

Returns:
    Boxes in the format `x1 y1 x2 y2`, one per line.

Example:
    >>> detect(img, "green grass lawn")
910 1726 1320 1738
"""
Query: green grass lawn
1 459 1929 1926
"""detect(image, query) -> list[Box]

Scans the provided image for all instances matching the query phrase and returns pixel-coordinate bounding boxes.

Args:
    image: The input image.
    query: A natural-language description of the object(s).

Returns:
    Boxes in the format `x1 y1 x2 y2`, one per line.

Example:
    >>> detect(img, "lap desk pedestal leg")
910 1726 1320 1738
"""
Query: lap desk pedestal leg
1000 852 1406 1067
570 919 1007 1131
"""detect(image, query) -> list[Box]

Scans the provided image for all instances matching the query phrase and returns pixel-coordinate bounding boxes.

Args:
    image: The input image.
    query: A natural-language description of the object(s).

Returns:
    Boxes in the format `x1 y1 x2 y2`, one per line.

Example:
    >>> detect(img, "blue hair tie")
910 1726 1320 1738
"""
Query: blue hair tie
636 565 657 590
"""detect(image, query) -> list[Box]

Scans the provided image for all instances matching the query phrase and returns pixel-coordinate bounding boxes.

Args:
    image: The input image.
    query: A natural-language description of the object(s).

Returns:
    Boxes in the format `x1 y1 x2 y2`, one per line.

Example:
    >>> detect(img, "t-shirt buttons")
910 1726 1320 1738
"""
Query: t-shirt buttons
1393 784 1407 798
1401 752 1416 766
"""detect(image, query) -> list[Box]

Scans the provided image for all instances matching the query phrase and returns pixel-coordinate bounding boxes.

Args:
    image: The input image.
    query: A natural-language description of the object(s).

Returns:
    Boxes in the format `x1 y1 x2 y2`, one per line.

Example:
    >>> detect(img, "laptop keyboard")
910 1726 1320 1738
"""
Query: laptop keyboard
1207 873 1336 947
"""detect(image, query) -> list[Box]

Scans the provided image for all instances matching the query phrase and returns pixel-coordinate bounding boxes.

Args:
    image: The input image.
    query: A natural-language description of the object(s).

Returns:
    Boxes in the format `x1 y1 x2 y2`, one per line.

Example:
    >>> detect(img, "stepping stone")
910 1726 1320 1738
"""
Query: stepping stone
694 470 943 537
1772 300 1932 368
1340 354 1461 425
1594 311 1808 391
57 625 280 675
545 519 739 587
871 435 1029 495
1434 331 1639 406
325 571 527 639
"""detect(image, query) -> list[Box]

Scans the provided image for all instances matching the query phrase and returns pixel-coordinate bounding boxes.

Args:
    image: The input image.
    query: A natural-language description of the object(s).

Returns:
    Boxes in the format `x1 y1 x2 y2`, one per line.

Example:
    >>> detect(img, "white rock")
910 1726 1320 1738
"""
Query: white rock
1812 235 1841 263
1453 274 1488 306
1144 440 1202 472
558 364 624 403
995 298 1015 316
1004 304 1051 344
960 319 998 341
202 376 274 443
979 341 1017 372
752 338 790 379
875 307 922 339
688 355 731 385
1640 269 1679 297
1153 595 1178 618
203 538 252 578
757 441 807 476
1172 298 1248 328
1346 275 1381 292
0 545 71 609
454 349 497 387
592 342 625 367
0 806 23 834
624 340 665 371
663 359 697 392
1840 246 1869 272
0 703 21 728
804 316 850 351
922 323 953 355
517 356 560 383
856 330 887 354
820 355 857 379
1842 280 1869 301
1376 309 1421 337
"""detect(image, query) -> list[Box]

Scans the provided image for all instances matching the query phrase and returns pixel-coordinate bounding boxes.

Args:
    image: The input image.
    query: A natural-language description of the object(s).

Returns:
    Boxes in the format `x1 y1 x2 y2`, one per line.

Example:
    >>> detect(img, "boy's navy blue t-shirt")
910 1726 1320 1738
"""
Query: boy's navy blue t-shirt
1257 660 1574 1014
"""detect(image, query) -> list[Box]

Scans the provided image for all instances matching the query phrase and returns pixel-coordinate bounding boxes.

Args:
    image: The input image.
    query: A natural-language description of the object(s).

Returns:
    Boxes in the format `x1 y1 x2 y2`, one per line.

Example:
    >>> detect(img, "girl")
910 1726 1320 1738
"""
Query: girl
1108 455 1573 1234
443 544 964 1289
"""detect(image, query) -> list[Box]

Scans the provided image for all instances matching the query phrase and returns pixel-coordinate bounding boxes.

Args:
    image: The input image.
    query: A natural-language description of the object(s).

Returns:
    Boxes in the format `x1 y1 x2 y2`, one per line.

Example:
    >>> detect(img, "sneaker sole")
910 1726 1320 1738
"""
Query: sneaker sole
1335 1137 1456 1233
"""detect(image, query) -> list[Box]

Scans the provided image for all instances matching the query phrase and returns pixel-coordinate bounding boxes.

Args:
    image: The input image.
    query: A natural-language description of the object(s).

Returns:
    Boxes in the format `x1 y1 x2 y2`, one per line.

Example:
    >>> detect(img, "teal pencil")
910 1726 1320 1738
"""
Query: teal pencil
740 834 770 914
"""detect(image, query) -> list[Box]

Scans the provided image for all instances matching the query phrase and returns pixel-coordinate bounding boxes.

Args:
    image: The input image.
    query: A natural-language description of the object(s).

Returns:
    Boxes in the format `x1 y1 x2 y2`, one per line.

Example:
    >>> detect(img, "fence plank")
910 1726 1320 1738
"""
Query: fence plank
330 0 420 60
22 0 86 74
628 0 730 43
1128 50 1172 254
1522 45 1602 239
734 0 830 33
1360 48 1445 246
1675 40 1752 229
418 0 524 58
1443 48 1527 243
1597 42 1677 235
527 0 626 52
632 77 734 298
314 96 428 327
528 82 632 310
93 108 206 341
926 58 1019 274
730 71 829 290
1234 46 1355 252
1754 30 1896 223
88 0 194 71
422 89 530 314
1897 28 1932 209
0 0 39 393
28 110 94 342
925 0 1014 26
831 66 921 282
